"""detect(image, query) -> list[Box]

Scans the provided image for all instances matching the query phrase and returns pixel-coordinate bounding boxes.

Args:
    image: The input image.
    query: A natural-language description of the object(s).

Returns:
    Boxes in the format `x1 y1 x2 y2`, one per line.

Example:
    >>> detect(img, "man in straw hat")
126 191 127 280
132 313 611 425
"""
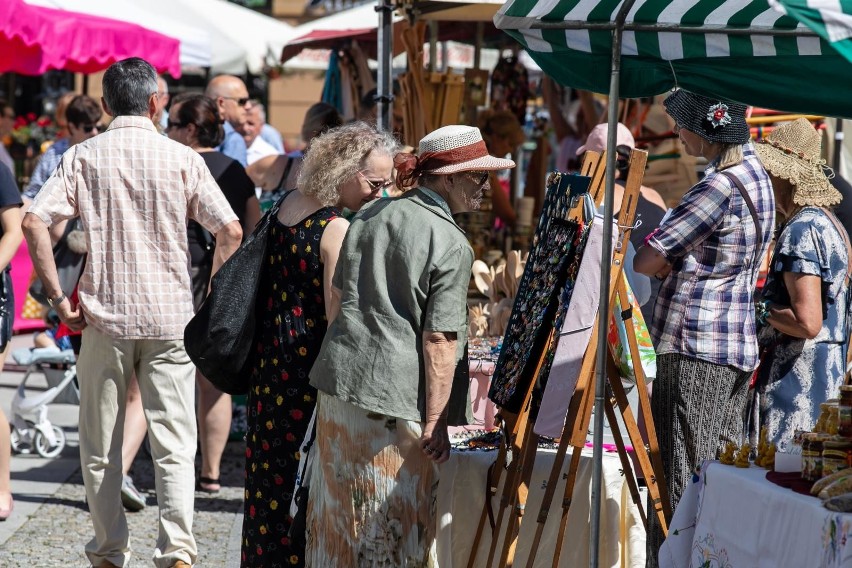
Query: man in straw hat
634 89 775 566
748 118 849 451
306 125 514 565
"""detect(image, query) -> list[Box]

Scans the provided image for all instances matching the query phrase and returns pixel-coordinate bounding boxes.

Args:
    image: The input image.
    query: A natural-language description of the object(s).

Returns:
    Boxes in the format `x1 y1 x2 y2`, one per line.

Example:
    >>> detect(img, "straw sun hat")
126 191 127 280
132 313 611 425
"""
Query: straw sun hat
754 118 840 207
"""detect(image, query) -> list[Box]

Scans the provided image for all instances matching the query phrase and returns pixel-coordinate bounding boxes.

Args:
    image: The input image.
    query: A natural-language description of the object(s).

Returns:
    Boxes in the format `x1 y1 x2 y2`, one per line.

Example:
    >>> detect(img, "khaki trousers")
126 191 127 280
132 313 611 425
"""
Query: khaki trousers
77 326 197 568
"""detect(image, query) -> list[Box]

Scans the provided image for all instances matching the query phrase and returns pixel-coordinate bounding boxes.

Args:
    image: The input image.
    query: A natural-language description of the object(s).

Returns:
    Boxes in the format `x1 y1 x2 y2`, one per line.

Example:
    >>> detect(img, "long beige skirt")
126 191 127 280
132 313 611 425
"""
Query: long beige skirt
304 393 439 568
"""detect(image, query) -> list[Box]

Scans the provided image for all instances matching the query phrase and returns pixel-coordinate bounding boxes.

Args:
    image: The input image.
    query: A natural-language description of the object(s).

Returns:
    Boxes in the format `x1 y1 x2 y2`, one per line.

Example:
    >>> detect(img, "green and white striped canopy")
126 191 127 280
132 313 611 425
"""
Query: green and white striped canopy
494 0 852 118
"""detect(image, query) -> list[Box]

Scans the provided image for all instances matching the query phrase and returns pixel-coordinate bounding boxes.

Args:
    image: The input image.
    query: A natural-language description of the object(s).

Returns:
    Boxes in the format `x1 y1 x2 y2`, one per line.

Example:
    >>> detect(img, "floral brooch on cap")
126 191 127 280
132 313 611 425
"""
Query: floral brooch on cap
706 102 732 129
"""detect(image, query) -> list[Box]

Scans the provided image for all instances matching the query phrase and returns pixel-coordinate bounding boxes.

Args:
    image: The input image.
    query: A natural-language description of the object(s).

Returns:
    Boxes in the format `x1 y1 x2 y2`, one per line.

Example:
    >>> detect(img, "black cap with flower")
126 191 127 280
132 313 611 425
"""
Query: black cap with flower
664 89 750 145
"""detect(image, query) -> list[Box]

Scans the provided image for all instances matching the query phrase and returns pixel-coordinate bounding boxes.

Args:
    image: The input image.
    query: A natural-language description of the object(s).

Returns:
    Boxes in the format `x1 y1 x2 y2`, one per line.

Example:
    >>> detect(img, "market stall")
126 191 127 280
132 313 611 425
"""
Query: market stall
659 461 852 567
492 0 852 565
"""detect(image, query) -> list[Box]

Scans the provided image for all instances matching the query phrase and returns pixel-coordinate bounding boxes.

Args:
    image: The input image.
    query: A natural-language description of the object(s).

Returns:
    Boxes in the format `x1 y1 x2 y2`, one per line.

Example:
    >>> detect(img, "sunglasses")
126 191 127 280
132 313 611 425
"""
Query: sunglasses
222 96 250 107
166 120 185 130
467 171 490 186
357 171 393 192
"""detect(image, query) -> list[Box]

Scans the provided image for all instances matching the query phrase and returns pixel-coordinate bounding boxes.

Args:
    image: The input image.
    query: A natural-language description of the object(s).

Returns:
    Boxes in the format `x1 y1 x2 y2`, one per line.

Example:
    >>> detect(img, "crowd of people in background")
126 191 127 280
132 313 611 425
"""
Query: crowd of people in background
0 54 848 568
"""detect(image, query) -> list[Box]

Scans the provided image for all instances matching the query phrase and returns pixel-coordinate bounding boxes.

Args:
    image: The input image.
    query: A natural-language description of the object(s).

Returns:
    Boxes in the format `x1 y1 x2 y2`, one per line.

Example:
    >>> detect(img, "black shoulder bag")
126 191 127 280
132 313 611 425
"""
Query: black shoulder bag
184 193 287 395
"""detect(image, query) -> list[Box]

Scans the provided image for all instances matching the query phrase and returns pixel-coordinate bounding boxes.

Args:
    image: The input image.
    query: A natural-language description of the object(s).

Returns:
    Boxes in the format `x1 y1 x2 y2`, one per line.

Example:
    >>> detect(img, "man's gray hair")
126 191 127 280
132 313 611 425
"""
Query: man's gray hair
249 100 266 123
102 58 158 117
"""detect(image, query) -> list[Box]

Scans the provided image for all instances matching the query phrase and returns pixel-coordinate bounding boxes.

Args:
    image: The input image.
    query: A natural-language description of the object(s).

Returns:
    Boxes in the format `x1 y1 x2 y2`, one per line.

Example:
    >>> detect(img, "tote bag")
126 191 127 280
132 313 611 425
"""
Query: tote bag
184 194 286 395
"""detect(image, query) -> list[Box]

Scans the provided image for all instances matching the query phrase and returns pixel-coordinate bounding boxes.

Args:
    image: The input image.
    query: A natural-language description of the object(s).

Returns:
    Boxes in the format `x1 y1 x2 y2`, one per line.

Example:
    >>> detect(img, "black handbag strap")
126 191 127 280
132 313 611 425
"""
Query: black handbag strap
721 171 763 262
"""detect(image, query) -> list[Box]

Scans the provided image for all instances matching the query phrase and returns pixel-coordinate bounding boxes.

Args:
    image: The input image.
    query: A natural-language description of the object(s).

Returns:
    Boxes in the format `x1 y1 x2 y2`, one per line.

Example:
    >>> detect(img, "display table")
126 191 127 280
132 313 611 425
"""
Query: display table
437 447 646 567
659 461 852 568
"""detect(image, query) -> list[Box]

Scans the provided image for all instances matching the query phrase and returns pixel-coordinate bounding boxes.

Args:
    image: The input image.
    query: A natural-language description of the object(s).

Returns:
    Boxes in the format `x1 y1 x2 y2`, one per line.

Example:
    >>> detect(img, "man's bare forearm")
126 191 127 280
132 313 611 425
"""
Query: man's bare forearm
210 220 243 277
422 331 458 424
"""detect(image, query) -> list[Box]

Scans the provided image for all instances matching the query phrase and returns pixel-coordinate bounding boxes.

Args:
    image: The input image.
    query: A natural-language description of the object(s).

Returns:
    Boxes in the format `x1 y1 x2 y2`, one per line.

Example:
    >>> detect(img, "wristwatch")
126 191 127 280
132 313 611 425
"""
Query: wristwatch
47 292 67 307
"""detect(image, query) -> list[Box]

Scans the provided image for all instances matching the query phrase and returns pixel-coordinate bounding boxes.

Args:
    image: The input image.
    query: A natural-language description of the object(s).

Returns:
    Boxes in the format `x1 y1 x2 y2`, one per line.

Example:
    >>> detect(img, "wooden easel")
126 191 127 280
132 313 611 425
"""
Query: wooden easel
468 149 671 568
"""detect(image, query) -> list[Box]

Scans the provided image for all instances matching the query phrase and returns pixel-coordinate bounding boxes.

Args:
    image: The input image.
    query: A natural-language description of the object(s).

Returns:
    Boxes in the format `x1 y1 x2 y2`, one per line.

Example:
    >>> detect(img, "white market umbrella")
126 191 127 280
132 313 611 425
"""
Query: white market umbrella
144 0 297 75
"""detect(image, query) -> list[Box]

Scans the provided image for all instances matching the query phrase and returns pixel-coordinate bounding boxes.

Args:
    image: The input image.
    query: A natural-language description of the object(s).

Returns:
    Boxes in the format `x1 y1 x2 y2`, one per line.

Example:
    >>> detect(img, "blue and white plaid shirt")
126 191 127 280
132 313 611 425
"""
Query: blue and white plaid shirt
649 143 775 372
23 137 70 200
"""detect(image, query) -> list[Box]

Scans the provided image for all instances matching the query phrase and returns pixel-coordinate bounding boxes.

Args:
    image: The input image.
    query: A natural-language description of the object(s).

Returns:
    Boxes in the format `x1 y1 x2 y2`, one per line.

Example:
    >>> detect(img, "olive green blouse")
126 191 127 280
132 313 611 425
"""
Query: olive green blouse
309 187 474 425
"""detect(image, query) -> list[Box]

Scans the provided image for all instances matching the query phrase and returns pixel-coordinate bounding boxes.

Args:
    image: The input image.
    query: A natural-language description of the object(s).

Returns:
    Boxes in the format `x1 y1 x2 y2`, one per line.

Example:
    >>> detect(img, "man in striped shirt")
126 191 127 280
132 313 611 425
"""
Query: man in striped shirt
23 58 243 568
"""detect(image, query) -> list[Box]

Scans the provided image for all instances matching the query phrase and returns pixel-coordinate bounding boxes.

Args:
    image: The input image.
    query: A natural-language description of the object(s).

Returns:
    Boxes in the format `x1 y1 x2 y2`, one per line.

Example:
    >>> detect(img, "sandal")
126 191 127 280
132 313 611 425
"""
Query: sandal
197 476 221 494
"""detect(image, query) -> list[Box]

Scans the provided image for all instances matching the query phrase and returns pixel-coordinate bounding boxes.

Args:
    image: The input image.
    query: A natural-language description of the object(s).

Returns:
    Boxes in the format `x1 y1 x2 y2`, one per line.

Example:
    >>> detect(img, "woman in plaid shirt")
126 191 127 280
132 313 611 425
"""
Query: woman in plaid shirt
634 89 775 567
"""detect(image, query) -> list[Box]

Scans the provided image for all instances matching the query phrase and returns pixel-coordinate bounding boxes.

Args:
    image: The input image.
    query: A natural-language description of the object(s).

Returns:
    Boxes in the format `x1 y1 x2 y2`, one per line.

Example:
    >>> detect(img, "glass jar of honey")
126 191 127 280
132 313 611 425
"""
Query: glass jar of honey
802 434 825 481
822 438 852 477
839 386 852 438
827 405 841 436
816 402 833 433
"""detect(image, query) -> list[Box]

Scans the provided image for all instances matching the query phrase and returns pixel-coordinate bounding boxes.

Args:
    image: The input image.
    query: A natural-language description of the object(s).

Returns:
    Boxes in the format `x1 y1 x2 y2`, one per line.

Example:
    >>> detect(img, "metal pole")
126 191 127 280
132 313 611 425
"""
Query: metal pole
590 1 636 567
429 20 439 72
376 0 394 131
473 21 484 70
526 19 818 37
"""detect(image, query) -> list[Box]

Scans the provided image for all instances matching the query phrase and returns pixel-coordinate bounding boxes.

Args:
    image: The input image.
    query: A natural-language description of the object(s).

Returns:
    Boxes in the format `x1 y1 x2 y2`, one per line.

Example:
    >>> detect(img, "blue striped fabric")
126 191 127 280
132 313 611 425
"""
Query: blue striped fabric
648 144 775 372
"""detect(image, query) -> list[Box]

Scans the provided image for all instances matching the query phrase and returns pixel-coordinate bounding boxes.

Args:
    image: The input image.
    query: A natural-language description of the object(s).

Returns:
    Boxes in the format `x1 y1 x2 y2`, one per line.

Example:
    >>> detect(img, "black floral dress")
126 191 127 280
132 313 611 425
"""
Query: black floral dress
241 195 340 567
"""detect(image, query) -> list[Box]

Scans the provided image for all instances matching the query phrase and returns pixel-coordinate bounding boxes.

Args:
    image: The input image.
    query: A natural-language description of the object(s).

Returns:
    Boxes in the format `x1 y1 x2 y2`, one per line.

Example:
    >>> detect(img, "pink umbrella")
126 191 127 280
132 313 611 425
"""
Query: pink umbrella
0 0 181 77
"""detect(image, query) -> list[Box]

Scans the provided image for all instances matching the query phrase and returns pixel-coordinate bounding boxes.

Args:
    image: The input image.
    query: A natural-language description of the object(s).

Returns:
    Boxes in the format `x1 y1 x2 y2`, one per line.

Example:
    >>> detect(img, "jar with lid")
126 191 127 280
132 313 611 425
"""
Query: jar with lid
816 402 833 433
839 385 852 438
822 438 852 477
802 434 825 481
827 405 841 436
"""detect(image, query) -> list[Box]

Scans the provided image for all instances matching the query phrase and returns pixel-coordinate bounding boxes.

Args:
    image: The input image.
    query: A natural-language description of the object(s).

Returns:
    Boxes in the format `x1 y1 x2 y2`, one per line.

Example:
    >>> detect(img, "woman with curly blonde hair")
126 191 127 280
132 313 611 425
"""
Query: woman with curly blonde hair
241 121 398 568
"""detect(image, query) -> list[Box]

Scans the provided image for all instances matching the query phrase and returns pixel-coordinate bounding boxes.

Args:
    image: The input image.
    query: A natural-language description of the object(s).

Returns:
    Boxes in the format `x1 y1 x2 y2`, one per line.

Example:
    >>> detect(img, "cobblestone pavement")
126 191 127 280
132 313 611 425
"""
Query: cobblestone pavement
0 331 247 567
0 438 246 567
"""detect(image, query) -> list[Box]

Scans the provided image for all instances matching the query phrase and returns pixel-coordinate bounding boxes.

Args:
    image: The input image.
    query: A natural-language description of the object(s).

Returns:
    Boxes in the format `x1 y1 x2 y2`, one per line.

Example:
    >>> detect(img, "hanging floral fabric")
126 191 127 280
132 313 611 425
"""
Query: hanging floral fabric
490 54 530 126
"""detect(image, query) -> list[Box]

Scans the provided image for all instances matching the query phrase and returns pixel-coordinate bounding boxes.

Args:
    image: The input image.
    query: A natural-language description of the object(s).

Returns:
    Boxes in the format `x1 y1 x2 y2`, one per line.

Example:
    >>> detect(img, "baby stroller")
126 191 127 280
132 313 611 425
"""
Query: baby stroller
9 347 78 458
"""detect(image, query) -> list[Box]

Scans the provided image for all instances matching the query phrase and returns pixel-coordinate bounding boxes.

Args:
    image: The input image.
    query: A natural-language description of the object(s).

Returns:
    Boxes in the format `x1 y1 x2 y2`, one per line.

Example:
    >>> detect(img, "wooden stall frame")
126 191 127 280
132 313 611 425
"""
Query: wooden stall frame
467 149 671 568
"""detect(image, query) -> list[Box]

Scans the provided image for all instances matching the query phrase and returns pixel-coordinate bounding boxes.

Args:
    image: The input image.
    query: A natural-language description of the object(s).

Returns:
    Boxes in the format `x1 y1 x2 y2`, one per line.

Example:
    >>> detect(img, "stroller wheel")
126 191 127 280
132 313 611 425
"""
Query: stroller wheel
35 425 66 458
10 420 34 455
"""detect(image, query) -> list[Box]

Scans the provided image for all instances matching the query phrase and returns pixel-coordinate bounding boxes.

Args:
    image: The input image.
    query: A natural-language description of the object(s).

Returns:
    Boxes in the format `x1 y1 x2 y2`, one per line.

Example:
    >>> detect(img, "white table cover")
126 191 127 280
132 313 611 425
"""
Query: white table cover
437 448 646 567
660 460 852 568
